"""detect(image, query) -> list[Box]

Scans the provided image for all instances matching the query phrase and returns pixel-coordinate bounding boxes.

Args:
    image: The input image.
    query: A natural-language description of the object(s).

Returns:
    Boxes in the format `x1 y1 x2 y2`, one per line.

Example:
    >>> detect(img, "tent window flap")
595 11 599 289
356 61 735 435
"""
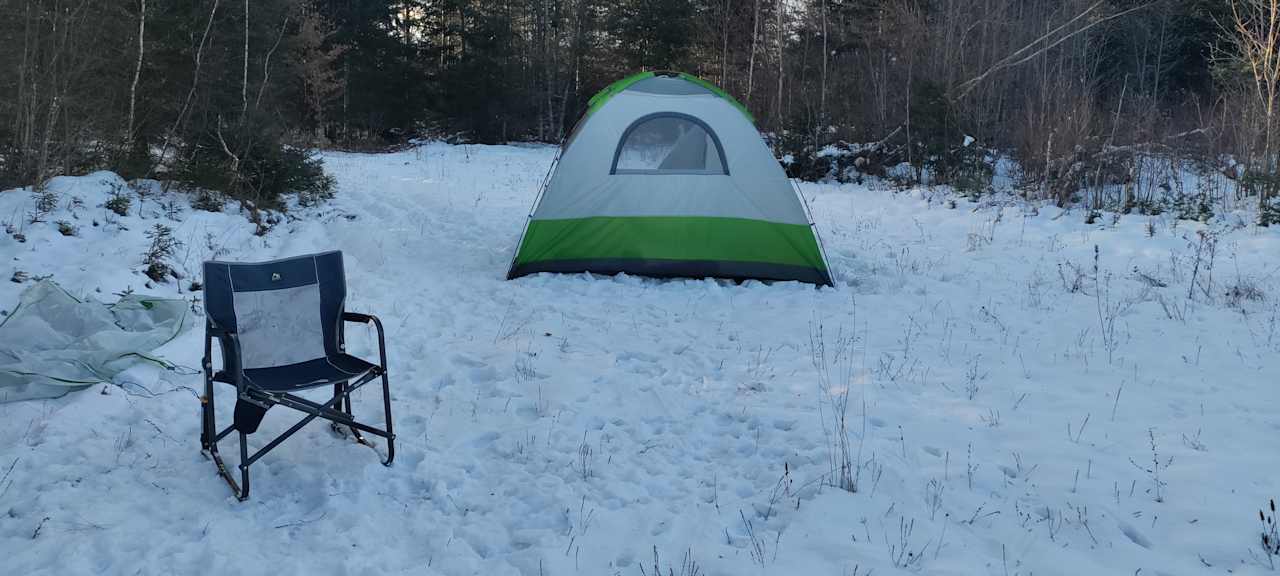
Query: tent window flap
611 113 728 175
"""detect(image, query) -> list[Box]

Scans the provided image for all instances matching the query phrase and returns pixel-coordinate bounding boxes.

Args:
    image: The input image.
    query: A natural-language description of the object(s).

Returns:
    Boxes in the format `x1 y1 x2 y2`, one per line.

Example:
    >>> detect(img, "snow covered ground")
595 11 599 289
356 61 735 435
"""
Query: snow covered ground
1 143 1278 575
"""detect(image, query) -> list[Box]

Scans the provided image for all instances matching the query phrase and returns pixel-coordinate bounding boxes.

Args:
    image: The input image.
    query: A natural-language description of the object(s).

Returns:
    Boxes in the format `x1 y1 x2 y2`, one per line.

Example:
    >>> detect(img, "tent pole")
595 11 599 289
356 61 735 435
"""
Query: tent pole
791 177 837 286
505 140 565 279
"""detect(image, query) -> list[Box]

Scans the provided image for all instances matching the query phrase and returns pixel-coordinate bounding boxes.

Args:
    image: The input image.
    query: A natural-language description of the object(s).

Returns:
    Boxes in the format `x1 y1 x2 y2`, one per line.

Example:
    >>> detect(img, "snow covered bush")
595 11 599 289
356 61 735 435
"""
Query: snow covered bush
1225 278 1266 308
779 140 869 183
1262 196 1280 227
142 223 180 283
1166 191 1215 223
177 144 333 210
104 192 131 217
191 189 223 213
28 187 57 224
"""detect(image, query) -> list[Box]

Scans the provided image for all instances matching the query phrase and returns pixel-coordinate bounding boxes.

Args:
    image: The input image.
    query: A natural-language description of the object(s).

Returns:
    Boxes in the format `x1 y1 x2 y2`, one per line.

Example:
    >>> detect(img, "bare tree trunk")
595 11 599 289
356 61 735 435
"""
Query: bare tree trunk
561 0 588 141
546 0 559 141
819 0 827 145
775 0 783 137
35 95 62 190
533 0 545 141
241 0 250 118
906 57 915 181
126 0 146 150
747 0 760 106
155 0 220 177
255 15 290 112
36 0 80 189
16 1 36 178
342 58 349 143
1152 6 1168 103
721 0 730 88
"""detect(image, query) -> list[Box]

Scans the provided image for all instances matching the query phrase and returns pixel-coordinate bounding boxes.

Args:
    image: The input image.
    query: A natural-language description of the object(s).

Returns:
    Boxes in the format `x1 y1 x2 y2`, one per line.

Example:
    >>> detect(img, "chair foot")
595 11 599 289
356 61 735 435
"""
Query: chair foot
237 465 250 502
207 443 246 500
382 434 395 467
330 421 372 446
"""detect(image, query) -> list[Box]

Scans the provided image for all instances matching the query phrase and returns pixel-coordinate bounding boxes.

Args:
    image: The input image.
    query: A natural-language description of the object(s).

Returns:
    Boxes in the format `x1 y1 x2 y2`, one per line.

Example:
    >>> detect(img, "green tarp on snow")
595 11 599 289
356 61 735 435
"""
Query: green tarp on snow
0 281 191 403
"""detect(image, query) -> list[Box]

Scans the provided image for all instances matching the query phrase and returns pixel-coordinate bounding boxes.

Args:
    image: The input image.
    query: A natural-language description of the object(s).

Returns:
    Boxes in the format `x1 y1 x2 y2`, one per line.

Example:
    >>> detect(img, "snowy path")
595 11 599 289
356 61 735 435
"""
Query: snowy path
1 143 1278 575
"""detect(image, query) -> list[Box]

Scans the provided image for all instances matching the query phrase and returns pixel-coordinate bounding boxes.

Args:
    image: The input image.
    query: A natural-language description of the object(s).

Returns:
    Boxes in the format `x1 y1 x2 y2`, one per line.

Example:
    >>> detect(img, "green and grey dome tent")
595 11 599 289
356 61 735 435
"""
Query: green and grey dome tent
507 71 833 286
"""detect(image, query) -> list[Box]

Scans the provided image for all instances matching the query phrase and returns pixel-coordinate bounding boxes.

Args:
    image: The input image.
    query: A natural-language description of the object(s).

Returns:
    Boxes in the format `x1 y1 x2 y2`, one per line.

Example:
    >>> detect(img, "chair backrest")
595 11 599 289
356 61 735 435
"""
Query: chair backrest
203 251 345 369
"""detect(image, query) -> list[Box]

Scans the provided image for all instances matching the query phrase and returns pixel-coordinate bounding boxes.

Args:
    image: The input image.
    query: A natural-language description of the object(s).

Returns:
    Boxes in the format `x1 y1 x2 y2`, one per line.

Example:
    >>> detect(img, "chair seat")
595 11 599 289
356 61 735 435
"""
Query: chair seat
216 355 378 392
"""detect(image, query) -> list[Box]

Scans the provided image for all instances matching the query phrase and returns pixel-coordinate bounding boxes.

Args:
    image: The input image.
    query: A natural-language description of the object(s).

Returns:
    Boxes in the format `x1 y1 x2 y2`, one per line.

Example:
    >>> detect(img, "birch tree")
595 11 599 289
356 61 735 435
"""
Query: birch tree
1224 0 1280 208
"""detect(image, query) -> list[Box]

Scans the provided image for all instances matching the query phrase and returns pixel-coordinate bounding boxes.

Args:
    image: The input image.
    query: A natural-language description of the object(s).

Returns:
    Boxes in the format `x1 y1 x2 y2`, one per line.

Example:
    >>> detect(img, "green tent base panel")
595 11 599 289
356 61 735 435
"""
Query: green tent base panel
510 258 831 286
513 215 826 271
510 71 832 287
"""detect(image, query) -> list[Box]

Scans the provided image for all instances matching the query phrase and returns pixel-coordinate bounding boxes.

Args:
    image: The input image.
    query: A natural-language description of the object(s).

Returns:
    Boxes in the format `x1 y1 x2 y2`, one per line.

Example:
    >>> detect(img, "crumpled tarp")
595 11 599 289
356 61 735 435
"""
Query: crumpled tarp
0 280 191 403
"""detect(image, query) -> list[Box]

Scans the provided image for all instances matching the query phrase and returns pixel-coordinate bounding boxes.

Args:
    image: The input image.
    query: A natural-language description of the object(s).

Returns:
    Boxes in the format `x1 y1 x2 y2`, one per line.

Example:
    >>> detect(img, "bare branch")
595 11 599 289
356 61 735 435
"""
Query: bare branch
255 15 290 112
954 2 1156 99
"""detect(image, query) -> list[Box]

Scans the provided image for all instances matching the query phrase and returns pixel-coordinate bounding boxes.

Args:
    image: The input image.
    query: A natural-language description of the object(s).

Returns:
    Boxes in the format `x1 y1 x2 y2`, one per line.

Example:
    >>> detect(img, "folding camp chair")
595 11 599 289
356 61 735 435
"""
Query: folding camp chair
200 251 394 500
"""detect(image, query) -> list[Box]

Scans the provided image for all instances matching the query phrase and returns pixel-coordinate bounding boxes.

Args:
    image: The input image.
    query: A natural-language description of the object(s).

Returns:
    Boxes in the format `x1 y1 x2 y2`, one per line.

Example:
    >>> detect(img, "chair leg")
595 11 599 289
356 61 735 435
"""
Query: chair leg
201 336 214 451
344 386 373 446
329 382 346 437
330 381 371 446
380 370 395 466
202 376 246 500
200 375 213 451
238 430 251 501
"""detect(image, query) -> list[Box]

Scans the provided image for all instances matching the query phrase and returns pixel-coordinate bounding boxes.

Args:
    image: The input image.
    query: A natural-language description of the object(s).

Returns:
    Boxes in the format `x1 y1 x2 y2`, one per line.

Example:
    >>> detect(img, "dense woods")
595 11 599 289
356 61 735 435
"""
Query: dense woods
1 0 1278 221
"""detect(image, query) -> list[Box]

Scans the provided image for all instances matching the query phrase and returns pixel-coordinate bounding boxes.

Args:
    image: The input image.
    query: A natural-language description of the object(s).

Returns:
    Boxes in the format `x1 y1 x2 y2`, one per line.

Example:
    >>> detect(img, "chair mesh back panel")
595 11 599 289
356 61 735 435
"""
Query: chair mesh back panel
204 251 346 368
233 284 326 369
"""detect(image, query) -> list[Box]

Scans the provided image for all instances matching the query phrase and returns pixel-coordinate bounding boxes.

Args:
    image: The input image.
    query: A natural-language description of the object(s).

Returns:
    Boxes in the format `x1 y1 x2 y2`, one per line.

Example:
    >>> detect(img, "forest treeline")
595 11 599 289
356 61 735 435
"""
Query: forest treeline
1 0 1278 220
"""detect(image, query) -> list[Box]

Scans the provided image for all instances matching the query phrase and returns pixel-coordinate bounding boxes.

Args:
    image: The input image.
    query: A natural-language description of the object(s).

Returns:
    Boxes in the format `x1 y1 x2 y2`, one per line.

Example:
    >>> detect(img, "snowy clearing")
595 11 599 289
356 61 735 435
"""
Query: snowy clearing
1 143 1278 575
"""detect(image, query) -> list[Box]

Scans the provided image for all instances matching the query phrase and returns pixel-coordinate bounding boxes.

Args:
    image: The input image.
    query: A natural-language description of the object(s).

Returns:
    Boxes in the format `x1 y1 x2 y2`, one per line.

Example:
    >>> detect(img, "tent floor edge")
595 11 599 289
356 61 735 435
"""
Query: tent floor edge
510 258 832 287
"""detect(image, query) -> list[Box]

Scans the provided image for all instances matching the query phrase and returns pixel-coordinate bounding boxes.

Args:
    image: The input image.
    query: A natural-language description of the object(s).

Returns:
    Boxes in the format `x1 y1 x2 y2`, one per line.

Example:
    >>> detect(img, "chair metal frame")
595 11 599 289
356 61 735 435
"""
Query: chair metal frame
199 254 394 501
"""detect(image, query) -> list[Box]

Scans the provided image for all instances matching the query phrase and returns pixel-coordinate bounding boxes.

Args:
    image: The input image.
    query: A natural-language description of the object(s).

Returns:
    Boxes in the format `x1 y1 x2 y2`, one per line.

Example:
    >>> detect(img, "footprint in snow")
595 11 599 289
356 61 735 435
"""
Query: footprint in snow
450 354 485 368
772 418 798 431
1118 520 1153 549
468 365 498 384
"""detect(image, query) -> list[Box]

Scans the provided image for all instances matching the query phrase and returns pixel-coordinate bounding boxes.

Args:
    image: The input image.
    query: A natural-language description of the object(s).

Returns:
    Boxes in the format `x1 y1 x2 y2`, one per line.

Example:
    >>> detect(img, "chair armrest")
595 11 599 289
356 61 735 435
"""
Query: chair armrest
342 312 377 324
205 322 245 391
343 312 388 370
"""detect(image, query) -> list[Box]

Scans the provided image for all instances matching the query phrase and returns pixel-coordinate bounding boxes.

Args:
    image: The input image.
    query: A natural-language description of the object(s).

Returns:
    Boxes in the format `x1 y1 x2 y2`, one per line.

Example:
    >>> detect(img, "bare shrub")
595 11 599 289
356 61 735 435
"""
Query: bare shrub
885 515 929 569
1129 429 1172 503
1225 278 1266 308
810 314 860 493
638 546 702 576
1260 499 1279 570
1186 230 1220 302
739 509 779 566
